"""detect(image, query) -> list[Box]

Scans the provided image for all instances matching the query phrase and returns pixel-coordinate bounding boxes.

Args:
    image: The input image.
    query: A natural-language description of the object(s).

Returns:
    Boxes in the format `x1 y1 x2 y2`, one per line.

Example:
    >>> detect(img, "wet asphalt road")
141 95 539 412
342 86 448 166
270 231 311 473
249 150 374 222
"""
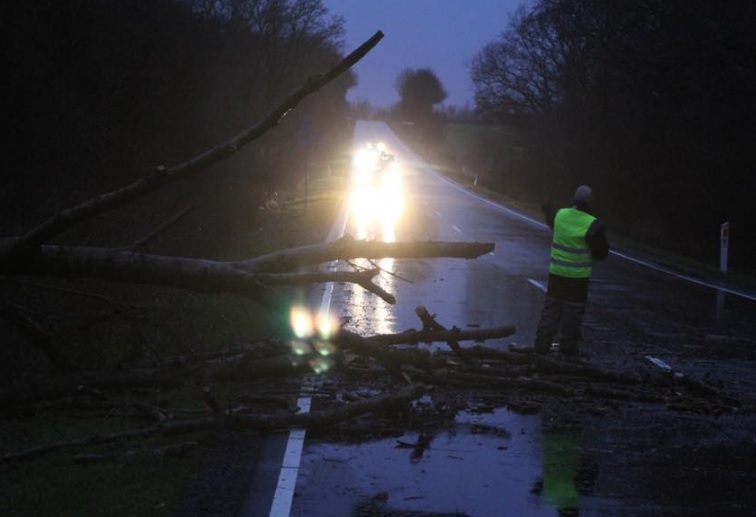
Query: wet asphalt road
247 121 756 517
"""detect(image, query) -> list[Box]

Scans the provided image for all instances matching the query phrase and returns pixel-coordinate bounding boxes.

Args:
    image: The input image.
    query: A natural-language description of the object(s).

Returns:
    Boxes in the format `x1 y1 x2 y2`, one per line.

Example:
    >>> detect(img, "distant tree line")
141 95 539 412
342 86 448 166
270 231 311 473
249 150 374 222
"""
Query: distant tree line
470 0 756 271
0 0 353 255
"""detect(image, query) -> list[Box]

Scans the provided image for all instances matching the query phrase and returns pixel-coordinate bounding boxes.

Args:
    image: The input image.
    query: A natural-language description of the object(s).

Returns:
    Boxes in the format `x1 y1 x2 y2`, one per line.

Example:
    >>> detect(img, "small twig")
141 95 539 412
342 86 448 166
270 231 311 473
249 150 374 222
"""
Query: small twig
201 384 223 416
347 258 412 284
72 441 198 464
4 384 424 463
132 323 165 366
76 385 108 401
1 278 137 312
0 302 74 371
121 205 194 251
131 402 169 423
414 305 468 360
3 425 164 462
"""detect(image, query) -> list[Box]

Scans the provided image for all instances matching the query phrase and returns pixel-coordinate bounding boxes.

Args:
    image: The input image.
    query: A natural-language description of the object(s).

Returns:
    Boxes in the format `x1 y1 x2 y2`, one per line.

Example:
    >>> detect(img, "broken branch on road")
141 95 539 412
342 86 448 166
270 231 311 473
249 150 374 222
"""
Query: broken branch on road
2 306 741 465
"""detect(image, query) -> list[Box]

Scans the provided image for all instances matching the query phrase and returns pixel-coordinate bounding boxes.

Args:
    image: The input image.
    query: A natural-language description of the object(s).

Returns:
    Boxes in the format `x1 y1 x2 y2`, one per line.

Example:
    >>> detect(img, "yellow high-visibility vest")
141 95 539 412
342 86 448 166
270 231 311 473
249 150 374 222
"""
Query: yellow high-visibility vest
549 208 596 278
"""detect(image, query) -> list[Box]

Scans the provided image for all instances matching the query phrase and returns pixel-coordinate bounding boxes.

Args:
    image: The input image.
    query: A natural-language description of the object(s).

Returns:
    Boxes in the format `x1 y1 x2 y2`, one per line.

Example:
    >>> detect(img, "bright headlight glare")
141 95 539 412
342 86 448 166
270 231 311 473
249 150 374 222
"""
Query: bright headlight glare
354 149 377 170
312 339 337 356
316 311 339 340
290 306 314 338
309 357 331 374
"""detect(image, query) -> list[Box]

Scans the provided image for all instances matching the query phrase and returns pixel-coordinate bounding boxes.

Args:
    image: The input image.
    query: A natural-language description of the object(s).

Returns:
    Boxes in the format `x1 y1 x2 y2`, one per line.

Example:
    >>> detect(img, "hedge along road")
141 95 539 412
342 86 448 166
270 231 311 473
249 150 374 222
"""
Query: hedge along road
249 120 756 517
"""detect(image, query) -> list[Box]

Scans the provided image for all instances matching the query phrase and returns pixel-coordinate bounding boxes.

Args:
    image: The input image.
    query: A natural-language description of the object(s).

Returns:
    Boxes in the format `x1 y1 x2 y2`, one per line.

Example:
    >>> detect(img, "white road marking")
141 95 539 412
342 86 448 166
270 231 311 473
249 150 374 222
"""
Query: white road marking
452 225 462 233
269 201 349 517
528 279 547 292
268 423 308 517
435 211 443 218
608 250 756 303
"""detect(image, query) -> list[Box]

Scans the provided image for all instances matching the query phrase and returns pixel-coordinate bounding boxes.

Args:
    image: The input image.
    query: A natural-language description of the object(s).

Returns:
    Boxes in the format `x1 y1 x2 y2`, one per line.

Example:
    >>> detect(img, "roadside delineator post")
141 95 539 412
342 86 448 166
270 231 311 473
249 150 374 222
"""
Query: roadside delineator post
720 222 729 273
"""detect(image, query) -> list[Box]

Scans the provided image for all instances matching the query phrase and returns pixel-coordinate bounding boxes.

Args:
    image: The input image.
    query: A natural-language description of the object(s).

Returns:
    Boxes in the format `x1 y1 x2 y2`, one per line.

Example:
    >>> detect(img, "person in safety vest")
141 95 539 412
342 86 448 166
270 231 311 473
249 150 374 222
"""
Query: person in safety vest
534 185 608 356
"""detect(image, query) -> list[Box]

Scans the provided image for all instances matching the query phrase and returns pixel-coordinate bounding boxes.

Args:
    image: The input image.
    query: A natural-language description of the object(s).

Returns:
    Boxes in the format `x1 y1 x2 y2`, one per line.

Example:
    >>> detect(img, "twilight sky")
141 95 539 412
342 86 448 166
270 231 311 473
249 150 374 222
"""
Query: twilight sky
322 0 528 109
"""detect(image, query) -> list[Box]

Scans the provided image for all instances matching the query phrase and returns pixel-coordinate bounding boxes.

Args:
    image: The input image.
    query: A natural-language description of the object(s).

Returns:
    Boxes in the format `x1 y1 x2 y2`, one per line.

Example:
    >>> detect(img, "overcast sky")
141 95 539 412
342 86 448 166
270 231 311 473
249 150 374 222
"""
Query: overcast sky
322 0 527 109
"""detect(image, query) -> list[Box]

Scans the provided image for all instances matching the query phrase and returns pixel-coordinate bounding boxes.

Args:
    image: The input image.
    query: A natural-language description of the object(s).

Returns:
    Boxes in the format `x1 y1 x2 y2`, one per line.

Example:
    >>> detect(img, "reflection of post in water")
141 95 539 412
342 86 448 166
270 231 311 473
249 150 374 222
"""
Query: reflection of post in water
533 432 582 516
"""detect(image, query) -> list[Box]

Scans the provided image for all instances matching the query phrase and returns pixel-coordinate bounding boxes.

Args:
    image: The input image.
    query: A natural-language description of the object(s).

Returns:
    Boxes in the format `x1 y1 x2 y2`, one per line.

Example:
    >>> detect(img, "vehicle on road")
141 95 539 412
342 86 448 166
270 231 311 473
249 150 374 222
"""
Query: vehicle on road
349 142 403 241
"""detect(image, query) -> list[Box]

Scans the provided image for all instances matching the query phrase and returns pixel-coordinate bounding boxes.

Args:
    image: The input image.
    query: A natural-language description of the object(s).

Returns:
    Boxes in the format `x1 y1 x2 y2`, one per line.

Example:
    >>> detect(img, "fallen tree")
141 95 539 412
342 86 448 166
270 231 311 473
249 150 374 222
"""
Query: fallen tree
0 237 494 307
0 30 514 466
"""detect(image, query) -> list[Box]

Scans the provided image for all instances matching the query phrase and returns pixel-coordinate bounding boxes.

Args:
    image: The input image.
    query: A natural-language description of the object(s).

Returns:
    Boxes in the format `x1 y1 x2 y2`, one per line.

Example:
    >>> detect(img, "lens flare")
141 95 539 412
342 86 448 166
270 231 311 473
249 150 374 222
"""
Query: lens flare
290 306 314 339
290 339 311 356
316 311 339 340
309 356 332 374
312 339 337 356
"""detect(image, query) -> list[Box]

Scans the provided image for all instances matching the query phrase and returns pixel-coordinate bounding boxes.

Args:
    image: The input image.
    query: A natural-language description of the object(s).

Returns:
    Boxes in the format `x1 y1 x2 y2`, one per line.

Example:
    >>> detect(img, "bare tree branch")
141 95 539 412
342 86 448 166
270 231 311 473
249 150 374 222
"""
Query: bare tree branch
0 323 515 411
72 441 198 464
121 205 195 251
1 277 138 312
18 30 384 248
3 383 424 463
240 235 495 273
0 238 492 307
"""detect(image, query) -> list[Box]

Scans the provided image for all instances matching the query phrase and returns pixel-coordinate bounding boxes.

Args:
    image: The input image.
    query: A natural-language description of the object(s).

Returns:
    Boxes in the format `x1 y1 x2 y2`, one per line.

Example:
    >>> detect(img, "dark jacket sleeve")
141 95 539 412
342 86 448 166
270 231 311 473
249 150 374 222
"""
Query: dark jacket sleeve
586 219 609 260
541 202 556 229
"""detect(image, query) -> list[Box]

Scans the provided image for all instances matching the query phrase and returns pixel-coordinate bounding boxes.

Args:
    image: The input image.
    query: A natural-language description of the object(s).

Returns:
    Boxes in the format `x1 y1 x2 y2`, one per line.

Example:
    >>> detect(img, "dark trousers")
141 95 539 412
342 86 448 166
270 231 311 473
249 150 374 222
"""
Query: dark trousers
534 296 586 354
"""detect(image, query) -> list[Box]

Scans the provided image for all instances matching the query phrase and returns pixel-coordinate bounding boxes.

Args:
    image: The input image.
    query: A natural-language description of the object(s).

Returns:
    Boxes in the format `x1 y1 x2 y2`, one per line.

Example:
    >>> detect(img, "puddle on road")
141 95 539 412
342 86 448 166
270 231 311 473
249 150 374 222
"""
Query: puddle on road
291 407 591 517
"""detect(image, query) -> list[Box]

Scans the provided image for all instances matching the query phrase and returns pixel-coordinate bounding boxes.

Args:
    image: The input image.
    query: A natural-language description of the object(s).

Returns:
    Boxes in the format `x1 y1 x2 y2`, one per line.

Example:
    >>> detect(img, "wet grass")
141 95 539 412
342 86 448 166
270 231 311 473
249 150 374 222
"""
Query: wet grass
2 414 209 517
0 171 348 517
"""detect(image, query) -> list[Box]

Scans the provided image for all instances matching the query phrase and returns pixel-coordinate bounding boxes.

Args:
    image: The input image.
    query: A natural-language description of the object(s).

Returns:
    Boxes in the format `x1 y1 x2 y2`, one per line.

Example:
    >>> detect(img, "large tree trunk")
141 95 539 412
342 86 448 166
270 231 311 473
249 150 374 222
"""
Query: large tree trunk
0 237 494 308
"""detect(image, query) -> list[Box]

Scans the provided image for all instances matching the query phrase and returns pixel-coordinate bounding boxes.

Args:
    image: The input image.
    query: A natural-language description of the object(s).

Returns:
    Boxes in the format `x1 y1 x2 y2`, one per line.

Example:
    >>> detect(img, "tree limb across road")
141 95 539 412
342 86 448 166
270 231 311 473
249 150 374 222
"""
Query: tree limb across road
0 237 494 307
240 235 495 273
